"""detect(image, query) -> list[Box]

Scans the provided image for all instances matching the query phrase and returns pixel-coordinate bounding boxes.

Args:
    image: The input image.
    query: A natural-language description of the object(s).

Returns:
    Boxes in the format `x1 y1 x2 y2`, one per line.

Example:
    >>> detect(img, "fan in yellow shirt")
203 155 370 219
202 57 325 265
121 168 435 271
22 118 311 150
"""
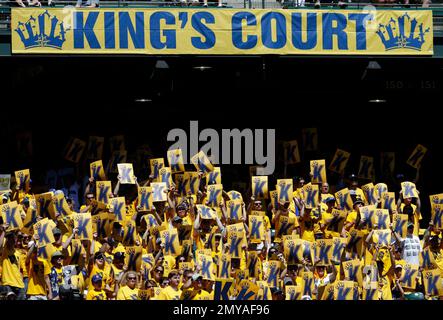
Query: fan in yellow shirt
342 197 364 237
86 274 107 300
26 242 52 300
87 252 113 294
157 270 182 300
319 197 340 238
0 230 25 299
109 252 125 298
117 271 140 300
188 273 211 300
320 183 334 203
428 236 443 274
399 200 422 237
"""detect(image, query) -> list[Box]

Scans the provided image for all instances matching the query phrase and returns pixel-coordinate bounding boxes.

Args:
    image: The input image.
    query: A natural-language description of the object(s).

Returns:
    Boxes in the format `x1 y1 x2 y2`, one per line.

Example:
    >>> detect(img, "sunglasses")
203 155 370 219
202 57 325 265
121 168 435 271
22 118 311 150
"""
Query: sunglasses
155 269 163 273
127 277 137 280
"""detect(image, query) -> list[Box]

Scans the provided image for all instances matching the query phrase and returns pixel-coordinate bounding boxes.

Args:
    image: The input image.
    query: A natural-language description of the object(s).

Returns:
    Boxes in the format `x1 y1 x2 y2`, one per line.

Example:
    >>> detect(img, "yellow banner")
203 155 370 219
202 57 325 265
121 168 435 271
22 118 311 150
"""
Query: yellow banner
12 9 433 55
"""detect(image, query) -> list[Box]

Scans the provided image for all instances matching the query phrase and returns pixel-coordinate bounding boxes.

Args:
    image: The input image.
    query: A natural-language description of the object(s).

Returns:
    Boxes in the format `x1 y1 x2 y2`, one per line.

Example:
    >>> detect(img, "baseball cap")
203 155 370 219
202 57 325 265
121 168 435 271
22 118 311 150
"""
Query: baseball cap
51 251 64 259
192 273 203 281
325 196 336 203
395 264 403 269
353 197 364 207
284 277 293 285
177 202 188 210
94 252 105 260
52 228 62 236
270 287 283 295
114 252 125 259
173 216 183 223
407 222 414 229
91 274 103 284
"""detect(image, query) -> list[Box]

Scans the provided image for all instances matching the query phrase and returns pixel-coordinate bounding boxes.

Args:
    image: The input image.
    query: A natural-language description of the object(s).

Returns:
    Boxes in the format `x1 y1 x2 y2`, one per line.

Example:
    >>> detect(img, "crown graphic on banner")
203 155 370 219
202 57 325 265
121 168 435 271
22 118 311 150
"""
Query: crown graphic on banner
15 11 69 50
376 13 430 51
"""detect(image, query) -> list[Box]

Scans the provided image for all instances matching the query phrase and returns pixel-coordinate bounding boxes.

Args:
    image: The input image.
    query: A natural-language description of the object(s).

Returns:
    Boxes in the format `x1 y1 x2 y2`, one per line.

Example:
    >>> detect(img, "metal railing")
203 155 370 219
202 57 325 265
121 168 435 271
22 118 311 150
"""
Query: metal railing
2 0 443 35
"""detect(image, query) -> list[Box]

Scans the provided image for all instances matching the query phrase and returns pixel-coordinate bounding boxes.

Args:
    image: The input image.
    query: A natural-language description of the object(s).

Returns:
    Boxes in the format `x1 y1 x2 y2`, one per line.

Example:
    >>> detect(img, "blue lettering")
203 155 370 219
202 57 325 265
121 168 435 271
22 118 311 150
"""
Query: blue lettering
261 12 286 49
77 217 90 238
164 234 177 254
322 13 348 50
104 12 115 49
191 12 216 49
119 12 145 49
349 13 370 50
291 13 317 50
229 237 242 256
250 220 263 239
74 12 100 49
214 280 232 300
150 12 176 49
253 180 266 198
232 12 257 49
337 287 351 300
220 260 230 278
229 204 241 220
98 186 110 203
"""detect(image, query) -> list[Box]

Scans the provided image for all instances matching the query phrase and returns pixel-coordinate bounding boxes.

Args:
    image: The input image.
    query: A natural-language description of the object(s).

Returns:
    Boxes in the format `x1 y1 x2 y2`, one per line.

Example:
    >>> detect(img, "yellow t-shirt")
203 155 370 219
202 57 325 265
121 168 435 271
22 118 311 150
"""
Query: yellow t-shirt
0 246 24 288
86 288 107 300
182 215 193 227
117 285 139 300
344 210 359 236
109 264 124 292
71 272 85 292
193 289 212 300
88 264 112 291
18 248 28 278
345 211 358 225
299 214 319 242
320 205 340 239
157 286 182 300
27 258 51 296
400 203 422 236
378 274 393 300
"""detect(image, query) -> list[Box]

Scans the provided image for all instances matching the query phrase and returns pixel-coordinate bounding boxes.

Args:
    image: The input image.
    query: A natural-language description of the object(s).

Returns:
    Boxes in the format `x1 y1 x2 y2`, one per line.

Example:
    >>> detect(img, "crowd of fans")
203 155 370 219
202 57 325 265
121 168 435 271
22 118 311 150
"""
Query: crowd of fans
0 141 442 301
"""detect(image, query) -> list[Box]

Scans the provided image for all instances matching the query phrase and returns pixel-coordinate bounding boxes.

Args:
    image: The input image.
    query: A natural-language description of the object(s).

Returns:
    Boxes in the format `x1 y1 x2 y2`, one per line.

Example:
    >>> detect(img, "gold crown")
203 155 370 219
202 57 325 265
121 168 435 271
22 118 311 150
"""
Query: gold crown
336 281 345 289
